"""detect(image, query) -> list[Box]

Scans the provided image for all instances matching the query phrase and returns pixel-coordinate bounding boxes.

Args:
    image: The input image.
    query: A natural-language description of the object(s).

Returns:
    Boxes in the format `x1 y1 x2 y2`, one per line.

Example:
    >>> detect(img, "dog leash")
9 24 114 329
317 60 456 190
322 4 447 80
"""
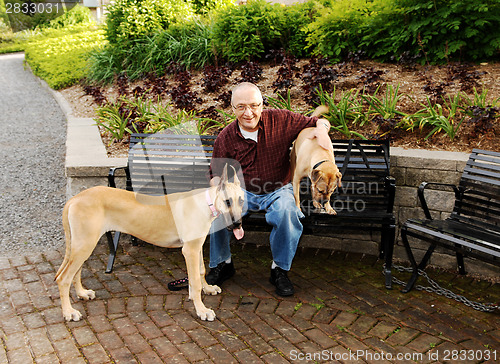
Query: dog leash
167 277 188 291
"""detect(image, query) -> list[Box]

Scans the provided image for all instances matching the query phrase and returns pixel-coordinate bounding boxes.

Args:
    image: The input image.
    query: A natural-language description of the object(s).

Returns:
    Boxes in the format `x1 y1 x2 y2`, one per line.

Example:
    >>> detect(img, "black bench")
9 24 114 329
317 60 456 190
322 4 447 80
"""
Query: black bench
107 133 396 288
401 148 500 293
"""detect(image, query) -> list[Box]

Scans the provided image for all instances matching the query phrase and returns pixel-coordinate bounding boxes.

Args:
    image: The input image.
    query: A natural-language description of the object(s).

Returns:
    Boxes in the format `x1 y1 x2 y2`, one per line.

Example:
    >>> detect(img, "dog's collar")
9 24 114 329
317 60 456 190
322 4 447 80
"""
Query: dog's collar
313 160 329 170
205 189 219 217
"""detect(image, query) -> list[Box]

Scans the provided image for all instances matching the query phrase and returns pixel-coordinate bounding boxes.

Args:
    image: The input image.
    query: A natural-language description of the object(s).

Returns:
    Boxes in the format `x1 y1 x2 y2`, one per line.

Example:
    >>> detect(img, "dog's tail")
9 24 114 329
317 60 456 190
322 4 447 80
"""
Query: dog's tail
54 201 72 281
311 105 329 118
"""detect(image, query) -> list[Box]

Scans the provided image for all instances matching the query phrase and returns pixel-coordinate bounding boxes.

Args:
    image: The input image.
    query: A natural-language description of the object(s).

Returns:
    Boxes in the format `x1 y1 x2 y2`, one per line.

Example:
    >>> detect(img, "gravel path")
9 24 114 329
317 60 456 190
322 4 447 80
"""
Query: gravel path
0 53 66 255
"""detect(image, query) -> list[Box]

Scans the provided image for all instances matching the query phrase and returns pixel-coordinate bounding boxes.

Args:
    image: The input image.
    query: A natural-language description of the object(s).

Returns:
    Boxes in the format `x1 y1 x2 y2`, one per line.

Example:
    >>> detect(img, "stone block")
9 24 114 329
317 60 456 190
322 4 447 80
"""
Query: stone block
417 188 455 213
391 166 406 186
405 168 460 187
395 186 418 208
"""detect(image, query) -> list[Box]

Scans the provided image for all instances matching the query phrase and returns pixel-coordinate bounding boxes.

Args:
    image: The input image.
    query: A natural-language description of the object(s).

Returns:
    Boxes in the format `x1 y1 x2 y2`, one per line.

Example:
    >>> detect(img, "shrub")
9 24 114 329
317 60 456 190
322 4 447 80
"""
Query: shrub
306 0 500 63
392 0 500 62
191 0 234 15
105 0 195 46
278 0 323 58
25 27 106 89
42 4 95 29
305 0 382 61
87 19 214 83
211 0 284 62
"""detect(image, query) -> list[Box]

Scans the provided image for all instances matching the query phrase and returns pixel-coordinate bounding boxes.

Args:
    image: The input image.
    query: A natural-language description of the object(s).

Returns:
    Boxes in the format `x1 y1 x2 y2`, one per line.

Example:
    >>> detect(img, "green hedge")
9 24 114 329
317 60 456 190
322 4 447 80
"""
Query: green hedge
25 27 106 89
212 0 322 62
105 0 195 46
306 0 500 63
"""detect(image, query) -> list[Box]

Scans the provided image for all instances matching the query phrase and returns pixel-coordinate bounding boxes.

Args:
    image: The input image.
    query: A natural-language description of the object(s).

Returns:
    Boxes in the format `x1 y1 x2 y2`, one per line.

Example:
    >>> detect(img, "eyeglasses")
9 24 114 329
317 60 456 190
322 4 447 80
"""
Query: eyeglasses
232 103 262 112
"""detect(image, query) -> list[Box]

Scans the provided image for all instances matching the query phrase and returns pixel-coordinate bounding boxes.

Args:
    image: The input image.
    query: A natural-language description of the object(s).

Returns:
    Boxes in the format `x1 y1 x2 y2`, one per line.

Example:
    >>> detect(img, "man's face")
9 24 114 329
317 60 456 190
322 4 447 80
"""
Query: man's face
232 87 263 133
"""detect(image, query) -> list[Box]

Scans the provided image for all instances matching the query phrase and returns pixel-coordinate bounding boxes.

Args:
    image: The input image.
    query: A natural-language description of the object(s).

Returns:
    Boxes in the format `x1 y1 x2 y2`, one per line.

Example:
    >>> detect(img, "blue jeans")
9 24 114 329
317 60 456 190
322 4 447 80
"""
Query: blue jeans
209 183 304 271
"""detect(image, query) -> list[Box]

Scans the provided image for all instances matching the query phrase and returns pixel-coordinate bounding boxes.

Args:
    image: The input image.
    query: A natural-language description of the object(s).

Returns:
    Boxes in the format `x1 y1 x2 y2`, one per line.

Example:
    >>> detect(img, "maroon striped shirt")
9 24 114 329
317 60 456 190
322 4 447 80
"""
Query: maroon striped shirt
210 109 318 194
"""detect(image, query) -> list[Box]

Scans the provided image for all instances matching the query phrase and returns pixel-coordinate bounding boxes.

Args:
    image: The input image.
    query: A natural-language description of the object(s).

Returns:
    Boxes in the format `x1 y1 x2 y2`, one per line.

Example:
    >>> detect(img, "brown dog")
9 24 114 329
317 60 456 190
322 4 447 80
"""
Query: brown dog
55 165 244 322
290 106 342 214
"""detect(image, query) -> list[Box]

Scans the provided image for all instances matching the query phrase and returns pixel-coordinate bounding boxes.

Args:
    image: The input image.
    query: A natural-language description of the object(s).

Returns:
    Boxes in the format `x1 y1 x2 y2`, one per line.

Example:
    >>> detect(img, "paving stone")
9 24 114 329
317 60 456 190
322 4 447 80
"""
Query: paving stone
242 314 279 341
108 347 138 363
44 318 68 337
261 313 307 344
334 332 371 352
213 330 247 352
386 327 420 346
149 337 181 358
407 333 442 353
136 350 164 364
112 317 138 337
368 320 399 340
73 326 98 346
161 324 191 345
204 343 237 362
22 312 46 329
149 310 175 328
123 332 151 354
4 332 26 351
268 337 298 359
80 343 110 364
260 350 291 364
145 295 164 311
303 327 337 349
223 316 253 337
97 330 125 351
35 352 60 364
52 338 82 362
26 328 54 357
8 347 33 363
239 333 273 356
177 341 208 361
1 315 25 334
87 315 113 333
235 348 265 363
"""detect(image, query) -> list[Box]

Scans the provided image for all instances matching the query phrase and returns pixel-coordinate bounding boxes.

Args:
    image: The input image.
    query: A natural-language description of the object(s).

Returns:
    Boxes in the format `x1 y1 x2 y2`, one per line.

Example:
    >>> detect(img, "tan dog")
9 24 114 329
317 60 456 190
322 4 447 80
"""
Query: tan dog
55 165 244 322
291 106 342 214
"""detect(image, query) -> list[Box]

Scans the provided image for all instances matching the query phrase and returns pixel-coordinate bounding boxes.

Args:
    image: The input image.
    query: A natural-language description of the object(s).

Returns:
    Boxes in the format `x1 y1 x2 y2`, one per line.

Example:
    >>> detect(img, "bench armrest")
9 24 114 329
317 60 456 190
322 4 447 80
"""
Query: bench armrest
418 182 462 220
108 166 130 189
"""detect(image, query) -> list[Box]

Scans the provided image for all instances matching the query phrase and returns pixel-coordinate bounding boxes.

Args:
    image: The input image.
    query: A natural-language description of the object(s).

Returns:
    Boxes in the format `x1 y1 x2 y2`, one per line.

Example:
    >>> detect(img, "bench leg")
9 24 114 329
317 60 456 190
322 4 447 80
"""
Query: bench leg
455 246 466 275
400 227 419 293
381 224 396 290
401 227 437 293
105 231 121 273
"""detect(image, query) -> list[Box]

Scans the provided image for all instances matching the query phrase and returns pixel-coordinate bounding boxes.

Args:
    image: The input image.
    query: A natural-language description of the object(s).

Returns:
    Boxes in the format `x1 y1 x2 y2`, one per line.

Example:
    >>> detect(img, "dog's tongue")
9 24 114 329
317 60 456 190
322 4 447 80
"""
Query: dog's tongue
233 227 244 240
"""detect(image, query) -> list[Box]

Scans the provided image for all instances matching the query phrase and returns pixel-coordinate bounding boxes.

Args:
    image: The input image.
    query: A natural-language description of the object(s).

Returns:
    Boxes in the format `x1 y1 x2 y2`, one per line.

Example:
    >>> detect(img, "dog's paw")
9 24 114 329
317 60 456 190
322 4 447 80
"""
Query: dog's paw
77 289 96 301
63 308 83 322
325 207 337 215
203 284 221 295
198 308 216 321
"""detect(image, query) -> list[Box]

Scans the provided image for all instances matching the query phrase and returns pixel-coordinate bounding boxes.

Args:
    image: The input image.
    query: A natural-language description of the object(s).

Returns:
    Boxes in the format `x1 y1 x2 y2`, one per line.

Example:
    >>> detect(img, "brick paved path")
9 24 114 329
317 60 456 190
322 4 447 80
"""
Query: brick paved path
0 238 498 363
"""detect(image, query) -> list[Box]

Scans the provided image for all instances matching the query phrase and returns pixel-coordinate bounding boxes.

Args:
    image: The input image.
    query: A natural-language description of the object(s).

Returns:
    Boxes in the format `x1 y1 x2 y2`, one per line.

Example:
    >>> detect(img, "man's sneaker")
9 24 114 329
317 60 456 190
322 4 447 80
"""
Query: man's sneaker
269 267 294 296
206 261 235 286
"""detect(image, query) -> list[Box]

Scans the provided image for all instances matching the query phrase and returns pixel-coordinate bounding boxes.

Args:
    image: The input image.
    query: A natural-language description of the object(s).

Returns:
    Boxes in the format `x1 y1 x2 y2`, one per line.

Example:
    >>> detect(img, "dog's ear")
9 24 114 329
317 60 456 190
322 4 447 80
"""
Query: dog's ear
230 165 240 187
311 169 322 183
218 164 229 191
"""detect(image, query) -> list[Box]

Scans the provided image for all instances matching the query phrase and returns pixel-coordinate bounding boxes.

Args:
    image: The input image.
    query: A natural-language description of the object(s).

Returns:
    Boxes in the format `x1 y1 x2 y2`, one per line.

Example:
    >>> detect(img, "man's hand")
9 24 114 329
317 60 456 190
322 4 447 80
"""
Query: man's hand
310 118 333 151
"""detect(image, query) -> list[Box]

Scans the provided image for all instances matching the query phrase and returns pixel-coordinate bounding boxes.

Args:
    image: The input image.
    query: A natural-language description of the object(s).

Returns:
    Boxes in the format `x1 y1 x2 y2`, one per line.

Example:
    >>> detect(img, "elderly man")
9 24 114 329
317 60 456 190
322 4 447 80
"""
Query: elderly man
207 82 331 296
